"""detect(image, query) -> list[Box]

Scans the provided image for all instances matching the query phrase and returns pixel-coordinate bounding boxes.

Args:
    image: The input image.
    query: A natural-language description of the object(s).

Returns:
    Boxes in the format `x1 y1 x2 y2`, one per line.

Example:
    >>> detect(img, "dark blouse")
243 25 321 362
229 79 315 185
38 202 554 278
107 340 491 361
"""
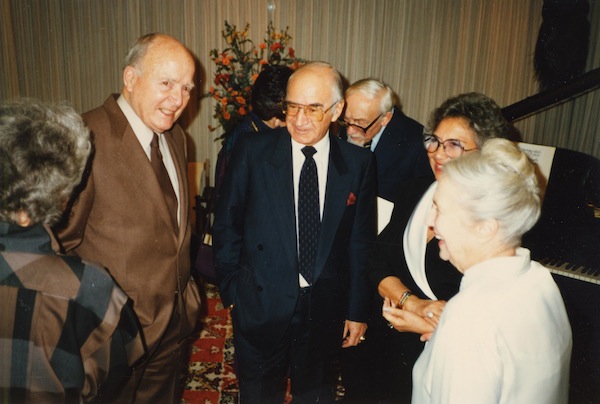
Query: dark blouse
424 238 463 301
369 176 462 301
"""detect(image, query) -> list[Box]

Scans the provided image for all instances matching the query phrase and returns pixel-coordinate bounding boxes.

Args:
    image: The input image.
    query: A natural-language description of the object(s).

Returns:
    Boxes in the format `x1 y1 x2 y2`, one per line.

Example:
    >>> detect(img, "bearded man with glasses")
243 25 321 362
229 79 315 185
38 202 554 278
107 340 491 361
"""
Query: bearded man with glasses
213 61 377 403
338 79 431 204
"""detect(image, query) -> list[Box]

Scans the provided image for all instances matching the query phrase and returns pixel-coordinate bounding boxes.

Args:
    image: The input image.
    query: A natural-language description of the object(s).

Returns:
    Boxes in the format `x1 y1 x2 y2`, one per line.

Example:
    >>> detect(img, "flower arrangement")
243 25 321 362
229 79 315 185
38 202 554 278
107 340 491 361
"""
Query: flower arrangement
207 21 304 140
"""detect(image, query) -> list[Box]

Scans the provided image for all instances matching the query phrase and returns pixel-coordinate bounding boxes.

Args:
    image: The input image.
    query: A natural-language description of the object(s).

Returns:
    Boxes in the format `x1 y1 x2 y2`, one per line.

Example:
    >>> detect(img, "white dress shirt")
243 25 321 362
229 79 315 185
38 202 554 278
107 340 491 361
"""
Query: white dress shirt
117 95 181 224
291 134 330 286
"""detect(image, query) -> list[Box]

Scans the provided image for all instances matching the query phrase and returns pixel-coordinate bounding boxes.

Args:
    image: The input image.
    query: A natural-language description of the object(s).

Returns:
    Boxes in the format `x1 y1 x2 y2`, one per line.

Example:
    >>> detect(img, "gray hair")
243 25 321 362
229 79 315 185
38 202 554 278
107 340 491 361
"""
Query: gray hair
0 99 91 226
442 138 541 247
123 33 159 72
345 79 395 115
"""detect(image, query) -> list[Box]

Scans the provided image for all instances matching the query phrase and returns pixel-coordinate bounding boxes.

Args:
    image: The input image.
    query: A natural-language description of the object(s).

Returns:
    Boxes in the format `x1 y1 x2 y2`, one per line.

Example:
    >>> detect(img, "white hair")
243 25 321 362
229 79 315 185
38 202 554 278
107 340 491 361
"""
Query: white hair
345 78 395 114
442 138 541 247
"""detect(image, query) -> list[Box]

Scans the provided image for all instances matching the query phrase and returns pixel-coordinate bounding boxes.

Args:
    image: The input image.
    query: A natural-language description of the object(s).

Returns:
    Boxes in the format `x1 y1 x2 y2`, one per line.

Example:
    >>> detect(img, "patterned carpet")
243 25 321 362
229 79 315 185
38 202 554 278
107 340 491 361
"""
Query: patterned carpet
183 282 240 404
183 281 343 403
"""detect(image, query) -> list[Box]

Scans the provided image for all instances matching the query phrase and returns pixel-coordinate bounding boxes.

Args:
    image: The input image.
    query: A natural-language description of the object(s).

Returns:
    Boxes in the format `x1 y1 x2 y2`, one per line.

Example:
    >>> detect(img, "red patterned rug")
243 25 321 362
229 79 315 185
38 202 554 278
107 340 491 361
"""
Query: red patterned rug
183 282 343 403
183 282 240 404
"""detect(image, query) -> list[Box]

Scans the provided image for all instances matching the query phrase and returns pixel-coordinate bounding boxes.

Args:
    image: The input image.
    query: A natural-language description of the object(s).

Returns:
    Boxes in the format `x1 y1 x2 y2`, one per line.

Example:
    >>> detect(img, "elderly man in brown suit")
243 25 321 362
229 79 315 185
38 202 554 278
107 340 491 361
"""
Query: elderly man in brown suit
55 33 201 403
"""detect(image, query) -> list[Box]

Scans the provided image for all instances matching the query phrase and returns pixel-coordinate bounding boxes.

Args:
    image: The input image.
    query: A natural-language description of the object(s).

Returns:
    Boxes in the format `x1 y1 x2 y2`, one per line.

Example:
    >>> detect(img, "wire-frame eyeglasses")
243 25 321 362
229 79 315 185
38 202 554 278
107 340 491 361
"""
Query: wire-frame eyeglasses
281 100 340 122
423 133 478 158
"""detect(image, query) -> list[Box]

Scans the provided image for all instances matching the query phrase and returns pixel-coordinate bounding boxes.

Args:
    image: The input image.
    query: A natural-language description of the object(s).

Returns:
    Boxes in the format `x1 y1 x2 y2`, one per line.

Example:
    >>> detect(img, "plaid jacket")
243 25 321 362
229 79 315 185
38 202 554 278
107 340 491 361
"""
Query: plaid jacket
0 222 146 402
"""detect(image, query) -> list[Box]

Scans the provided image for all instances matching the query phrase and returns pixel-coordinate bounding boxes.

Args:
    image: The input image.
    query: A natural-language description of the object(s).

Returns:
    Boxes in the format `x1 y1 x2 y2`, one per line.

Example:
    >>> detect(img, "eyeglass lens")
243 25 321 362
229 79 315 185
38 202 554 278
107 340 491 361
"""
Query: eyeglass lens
340 114 382 134
423 134 469 157
282 101 337 122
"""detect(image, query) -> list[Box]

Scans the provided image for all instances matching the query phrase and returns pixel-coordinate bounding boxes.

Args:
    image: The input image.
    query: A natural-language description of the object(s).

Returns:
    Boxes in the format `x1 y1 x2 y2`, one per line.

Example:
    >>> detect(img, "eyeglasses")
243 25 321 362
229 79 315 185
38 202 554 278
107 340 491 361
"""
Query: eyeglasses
338 114 383 134
281 100 339 122
423 133 478 158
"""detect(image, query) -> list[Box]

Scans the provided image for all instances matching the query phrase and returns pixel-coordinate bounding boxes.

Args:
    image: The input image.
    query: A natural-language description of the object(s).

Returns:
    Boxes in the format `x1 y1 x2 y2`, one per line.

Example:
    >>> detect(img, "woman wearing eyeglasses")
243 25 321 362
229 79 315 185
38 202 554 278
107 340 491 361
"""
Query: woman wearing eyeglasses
344 92 512 403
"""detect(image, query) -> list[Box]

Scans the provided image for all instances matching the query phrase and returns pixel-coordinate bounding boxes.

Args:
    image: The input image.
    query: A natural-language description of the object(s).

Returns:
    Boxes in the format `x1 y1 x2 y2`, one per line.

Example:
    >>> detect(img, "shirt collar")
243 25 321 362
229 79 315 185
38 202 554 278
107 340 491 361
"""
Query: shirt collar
461 247 531 292
370 107 394 151
117 94 156 147
291 131 331 159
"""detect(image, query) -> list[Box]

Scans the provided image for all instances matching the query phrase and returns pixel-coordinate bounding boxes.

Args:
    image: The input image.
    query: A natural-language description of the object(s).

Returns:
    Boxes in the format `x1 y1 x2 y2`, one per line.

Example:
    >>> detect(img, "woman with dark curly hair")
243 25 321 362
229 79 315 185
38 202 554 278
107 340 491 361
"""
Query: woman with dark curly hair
342 93 511 403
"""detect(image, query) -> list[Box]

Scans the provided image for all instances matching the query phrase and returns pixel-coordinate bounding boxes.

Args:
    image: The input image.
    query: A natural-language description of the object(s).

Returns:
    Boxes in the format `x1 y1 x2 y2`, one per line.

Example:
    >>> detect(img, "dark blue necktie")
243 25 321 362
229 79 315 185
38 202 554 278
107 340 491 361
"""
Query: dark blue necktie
298 146 320 285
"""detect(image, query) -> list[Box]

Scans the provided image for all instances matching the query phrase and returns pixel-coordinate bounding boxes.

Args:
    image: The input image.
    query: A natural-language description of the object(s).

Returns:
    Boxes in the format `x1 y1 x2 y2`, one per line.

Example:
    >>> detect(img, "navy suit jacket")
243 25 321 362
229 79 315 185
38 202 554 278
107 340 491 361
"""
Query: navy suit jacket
213 128 377 350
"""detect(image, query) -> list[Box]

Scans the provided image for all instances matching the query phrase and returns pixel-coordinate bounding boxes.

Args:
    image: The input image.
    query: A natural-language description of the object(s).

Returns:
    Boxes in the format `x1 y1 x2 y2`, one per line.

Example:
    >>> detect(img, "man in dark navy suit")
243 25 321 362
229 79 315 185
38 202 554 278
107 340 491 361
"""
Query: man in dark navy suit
339 79 432 203
213 62 377 403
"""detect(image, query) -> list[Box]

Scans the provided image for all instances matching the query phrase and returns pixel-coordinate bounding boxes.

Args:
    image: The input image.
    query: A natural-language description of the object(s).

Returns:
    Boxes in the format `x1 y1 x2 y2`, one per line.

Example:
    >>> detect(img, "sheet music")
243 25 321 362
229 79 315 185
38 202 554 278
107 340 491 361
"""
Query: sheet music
377 196 394 235
517 142 556 182
517 142 556 199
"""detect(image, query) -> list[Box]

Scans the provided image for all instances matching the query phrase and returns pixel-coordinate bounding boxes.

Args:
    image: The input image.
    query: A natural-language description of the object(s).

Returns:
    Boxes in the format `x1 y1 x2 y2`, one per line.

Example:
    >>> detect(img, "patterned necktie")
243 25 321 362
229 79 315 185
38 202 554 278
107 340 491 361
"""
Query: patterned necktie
298 146 320 285
150 133 178 228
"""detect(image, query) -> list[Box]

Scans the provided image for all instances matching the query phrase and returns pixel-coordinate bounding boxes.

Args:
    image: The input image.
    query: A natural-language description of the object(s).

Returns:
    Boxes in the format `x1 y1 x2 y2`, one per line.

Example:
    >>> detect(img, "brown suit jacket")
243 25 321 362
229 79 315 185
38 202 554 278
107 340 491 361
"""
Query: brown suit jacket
56 94 201 354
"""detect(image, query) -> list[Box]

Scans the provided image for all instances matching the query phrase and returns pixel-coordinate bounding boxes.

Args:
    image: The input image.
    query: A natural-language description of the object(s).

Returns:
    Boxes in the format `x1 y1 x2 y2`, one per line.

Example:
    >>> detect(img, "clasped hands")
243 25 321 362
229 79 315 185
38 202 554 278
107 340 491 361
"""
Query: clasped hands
382 296 446 342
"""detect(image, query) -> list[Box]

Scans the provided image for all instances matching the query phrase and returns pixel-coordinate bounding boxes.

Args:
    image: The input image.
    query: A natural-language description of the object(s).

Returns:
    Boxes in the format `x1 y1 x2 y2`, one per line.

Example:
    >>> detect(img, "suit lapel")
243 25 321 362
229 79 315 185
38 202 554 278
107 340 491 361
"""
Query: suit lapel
116 124 177 236
265 132 298 268
165 129 189 241
314 136 350 278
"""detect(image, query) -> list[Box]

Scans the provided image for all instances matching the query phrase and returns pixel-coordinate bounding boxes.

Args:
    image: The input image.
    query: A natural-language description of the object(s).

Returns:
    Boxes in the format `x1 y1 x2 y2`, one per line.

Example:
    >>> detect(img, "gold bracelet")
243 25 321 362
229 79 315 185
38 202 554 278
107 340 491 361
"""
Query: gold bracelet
398 291 413 310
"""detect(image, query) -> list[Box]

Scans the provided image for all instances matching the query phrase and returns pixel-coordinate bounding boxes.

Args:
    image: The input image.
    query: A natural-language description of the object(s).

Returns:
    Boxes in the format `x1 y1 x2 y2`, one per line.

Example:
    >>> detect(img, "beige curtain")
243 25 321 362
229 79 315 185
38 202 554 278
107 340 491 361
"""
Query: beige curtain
2 0 599 178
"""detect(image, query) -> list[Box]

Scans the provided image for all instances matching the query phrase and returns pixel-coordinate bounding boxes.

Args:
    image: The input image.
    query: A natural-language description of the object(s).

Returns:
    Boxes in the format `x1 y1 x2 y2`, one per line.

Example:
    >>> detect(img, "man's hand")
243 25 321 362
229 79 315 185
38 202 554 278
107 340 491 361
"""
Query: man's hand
342 320 367 348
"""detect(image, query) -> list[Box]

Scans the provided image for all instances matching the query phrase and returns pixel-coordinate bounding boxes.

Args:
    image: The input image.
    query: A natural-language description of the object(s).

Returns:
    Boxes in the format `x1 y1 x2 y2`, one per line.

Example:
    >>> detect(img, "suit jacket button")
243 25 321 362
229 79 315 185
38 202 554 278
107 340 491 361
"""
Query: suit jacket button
256 285 263 292
257 244 263 251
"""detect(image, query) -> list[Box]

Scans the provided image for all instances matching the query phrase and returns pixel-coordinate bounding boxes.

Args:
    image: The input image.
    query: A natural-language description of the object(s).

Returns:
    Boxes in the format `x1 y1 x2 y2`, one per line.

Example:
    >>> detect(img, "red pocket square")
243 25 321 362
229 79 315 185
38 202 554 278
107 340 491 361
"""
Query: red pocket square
346 192 356 206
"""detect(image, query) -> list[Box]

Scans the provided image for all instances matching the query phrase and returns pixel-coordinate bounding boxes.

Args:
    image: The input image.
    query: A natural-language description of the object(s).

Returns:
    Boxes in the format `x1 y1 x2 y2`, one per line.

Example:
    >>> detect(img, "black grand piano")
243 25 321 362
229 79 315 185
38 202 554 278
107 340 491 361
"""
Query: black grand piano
522 146 600 404
503 68 600 404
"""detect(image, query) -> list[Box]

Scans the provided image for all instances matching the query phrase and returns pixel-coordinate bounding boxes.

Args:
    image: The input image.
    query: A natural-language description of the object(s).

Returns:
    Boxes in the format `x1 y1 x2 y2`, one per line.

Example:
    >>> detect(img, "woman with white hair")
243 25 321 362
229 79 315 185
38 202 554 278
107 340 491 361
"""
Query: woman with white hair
395 138 572 403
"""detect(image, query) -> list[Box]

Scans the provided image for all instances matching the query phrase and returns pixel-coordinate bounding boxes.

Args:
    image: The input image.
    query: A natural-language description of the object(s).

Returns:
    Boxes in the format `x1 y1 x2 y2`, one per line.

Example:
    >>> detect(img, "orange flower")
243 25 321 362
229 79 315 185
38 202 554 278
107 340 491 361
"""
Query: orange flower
209 21 303 135
270 43 283 53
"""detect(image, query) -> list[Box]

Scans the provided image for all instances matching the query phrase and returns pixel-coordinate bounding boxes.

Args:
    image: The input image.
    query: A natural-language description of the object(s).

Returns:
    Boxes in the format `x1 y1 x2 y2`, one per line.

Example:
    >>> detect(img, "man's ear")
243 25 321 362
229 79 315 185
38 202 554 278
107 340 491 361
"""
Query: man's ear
123 66 137 92
381 110 393 127
331 99 345 123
